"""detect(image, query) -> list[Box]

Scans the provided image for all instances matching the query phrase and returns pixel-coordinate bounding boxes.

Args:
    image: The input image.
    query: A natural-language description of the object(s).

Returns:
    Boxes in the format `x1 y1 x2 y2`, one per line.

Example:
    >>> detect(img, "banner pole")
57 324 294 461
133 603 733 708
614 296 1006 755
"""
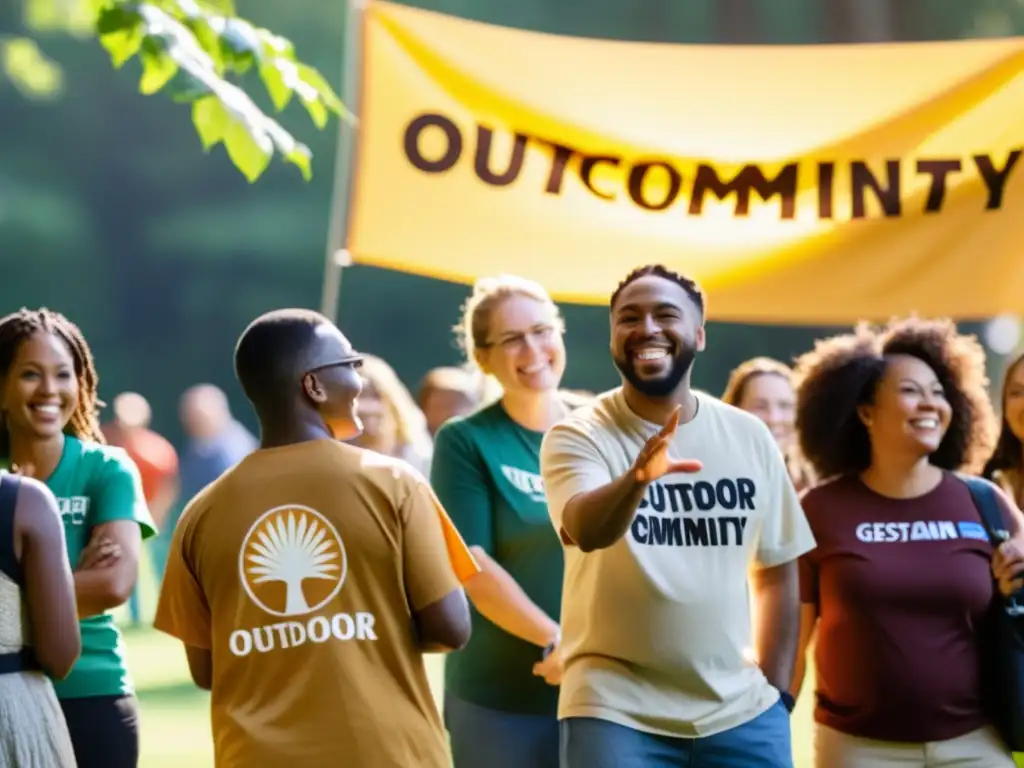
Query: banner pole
320 0 365 323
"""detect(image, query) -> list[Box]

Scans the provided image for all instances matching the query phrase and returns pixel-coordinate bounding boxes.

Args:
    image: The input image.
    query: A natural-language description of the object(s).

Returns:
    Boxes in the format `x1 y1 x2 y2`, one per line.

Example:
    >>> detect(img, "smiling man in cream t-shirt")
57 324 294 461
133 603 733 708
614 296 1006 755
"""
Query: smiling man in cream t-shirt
540 265 815 768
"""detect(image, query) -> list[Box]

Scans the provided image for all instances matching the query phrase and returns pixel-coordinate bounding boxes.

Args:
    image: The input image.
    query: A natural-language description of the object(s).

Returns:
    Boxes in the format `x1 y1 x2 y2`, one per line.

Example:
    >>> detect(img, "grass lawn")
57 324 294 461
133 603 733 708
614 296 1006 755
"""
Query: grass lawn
124 626 815 767
124 620 817 767
120 549 1021 767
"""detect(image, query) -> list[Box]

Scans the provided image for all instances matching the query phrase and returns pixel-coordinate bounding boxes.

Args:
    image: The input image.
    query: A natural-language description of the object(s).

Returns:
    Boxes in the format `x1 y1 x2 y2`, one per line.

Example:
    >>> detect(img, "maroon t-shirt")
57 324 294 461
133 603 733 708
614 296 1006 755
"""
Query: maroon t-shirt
799 472 1008 742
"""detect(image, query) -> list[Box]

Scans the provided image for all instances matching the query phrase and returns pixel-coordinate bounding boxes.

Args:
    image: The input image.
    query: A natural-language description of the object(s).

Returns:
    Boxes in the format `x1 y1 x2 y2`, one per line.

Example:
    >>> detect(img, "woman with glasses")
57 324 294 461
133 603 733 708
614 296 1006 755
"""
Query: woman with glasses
431 275 587 768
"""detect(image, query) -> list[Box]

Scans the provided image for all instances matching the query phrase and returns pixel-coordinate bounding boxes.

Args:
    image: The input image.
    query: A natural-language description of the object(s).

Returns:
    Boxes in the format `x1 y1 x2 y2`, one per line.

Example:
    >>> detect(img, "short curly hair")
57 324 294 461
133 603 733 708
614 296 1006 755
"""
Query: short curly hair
610 264 705 317
793 317 996 480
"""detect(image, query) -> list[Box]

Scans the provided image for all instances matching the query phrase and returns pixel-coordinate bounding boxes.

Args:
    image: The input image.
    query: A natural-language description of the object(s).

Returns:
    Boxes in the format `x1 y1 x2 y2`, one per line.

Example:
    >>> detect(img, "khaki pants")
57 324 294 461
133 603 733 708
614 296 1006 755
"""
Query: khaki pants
814 724 1015 767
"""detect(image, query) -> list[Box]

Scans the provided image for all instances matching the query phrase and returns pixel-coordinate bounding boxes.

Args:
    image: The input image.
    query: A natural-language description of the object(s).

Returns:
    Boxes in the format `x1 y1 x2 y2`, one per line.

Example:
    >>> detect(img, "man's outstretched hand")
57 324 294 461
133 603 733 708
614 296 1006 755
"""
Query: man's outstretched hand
632 405 703 484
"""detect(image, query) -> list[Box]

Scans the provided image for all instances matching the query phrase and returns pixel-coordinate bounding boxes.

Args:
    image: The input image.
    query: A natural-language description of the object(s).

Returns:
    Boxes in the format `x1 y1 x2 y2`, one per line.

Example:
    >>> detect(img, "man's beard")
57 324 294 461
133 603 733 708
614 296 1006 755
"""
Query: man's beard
614 345 697 398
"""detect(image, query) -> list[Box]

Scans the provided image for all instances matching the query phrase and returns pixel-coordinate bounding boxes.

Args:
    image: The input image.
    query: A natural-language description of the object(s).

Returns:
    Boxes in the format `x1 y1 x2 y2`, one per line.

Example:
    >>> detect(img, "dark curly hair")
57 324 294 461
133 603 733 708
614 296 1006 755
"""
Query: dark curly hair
610 264 705 317
982 351 1024 479
0 308 105 458
793 317 996 480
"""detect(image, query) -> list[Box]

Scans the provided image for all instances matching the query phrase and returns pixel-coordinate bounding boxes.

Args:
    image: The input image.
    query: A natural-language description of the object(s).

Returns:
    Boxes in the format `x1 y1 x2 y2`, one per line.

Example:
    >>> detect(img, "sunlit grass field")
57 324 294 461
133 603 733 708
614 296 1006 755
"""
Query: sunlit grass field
121 550 1022 767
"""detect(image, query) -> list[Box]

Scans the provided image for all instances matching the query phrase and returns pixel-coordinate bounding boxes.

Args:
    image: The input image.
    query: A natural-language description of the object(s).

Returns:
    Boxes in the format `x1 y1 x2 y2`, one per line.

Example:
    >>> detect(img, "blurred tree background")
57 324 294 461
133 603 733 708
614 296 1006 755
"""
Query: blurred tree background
1 0 1020 444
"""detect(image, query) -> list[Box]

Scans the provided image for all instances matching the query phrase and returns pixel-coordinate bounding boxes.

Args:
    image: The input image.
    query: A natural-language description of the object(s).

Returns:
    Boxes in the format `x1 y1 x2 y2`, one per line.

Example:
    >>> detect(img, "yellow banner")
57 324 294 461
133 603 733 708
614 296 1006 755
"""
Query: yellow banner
347 1 1024 323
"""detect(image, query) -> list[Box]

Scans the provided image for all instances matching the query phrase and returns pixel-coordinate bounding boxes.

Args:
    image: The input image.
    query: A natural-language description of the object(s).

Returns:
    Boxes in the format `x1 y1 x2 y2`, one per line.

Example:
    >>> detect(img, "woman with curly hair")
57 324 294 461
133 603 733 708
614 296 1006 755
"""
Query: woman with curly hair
983 352 1024 504
721 357 814 492
790 317 1024 767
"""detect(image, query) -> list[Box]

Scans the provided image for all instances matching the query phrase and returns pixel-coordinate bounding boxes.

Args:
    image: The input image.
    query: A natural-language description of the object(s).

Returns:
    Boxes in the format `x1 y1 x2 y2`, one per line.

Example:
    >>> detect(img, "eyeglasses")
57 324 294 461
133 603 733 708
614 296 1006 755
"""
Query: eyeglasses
481 325 558 352
307 354 364 374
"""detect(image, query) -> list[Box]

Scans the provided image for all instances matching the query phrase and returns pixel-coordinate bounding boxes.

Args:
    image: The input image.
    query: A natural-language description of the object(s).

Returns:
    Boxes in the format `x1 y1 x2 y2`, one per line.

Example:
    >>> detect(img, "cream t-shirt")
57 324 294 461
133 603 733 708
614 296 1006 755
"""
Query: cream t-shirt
540 389 815 738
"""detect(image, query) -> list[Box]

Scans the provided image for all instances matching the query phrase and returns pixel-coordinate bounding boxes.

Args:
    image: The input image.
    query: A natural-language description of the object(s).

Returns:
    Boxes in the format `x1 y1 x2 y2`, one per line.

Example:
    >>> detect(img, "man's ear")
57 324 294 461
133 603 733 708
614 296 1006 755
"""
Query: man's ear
857 403 874 429
302 372 327 404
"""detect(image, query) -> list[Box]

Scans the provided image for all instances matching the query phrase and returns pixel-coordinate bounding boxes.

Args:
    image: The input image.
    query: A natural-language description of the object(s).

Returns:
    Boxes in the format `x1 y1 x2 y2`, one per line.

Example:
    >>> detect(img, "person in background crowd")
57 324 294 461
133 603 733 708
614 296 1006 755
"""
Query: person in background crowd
722 357 814 492
0 473 80 768
159 384 255 564
0 308 157 768
431 275 575 768
418 366 479 437
541 265 813 768
102 391 178 626
792 318 1021 767
351 354 433 475
983 351 1024 505
154 308 476 767
178 384 256 493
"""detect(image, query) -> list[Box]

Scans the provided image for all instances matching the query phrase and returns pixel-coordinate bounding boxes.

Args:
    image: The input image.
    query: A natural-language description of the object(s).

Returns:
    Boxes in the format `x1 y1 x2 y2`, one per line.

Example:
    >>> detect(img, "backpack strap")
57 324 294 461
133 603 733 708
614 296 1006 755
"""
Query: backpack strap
0 474 20 583
957 472 1008 544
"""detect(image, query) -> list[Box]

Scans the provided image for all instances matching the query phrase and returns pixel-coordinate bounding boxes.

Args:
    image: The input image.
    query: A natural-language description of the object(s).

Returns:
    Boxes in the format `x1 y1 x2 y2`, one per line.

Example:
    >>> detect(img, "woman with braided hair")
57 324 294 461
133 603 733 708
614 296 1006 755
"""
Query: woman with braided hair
0 308 156 768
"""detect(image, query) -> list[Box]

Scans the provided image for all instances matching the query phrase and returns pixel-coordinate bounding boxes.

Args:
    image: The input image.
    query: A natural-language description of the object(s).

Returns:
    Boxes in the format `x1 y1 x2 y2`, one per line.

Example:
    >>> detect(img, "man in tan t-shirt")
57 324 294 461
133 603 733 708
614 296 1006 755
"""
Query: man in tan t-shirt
541 266 815 768
154 309 477 768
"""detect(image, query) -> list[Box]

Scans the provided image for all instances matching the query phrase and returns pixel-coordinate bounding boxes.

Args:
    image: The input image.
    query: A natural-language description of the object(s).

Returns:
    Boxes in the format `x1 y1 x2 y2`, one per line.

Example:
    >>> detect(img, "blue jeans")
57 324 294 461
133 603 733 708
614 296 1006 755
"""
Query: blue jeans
560 700 792 768
445 693 559 768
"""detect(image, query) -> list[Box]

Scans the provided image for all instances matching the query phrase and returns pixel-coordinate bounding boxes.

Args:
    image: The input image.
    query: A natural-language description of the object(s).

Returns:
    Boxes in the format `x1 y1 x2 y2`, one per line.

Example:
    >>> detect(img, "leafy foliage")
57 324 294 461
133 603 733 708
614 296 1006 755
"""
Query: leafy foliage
0 36 63 99
12 0 348 181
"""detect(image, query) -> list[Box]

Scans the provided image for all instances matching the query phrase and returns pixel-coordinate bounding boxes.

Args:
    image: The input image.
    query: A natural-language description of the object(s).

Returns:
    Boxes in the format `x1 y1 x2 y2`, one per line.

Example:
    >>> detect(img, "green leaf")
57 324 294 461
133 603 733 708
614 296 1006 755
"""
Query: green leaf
75 0 329 181
301 93 328 129
96 6 138 35
98 7 144 68
0 36 63 99
185 16 225 74
284 144 312 182
265 58 331 129
220 18 260 56
259 111 315 180
136 4 215 74
139 43 178 94
191 94 228 149
215 18 260 74
87 0 113 20
169 71 211 102
296 63 348 118
24 0 100 36
195 0 236 15
170 0 202 20
258 59 292 111
256 28 295 60
223 116 272 182
217 39 253 74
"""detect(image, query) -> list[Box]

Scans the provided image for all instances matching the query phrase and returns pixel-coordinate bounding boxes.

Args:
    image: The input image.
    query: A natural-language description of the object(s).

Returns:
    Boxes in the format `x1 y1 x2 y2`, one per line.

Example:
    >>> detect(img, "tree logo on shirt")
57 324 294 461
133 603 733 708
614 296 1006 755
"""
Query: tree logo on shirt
239 505 348 618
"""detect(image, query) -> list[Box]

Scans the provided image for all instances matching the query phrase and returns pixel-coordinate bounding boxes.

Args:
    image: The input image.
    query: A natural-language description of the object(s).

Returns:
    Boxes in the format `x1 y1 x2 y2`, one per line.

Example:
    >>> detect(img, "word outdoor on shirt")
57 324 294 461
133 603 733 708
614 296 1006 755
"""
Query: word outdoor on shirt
631 477 755 550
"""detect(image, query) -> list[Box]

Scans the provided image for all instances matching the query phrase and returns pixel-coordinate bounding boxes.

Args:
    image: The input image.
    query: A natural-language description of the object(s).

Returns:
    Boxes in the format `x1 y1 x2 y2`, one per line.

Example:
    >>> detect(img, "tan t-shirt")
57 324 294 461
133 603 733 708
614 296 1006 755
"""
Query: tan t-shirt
540 389 816 738
154 439 476 767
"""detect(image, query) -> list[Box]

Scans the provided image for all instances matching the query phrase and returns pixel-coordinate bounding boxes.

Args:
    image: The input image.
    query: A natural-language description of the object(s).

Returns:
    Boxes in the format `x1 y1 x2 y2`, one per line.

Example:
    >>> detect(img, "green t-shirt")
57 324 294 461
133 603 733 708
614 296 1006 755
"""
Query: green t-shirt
430 402 563 716
32 436 157 699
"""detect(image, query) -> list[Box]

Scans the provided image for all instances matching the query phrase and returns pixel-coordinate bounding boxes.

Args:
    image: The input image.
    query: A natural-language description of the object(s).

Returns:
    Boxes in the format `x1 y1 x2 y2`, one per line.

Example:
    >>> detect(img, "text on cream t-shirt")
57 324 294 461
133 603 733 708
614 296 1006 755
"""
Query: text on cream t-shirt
540 389 815 738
